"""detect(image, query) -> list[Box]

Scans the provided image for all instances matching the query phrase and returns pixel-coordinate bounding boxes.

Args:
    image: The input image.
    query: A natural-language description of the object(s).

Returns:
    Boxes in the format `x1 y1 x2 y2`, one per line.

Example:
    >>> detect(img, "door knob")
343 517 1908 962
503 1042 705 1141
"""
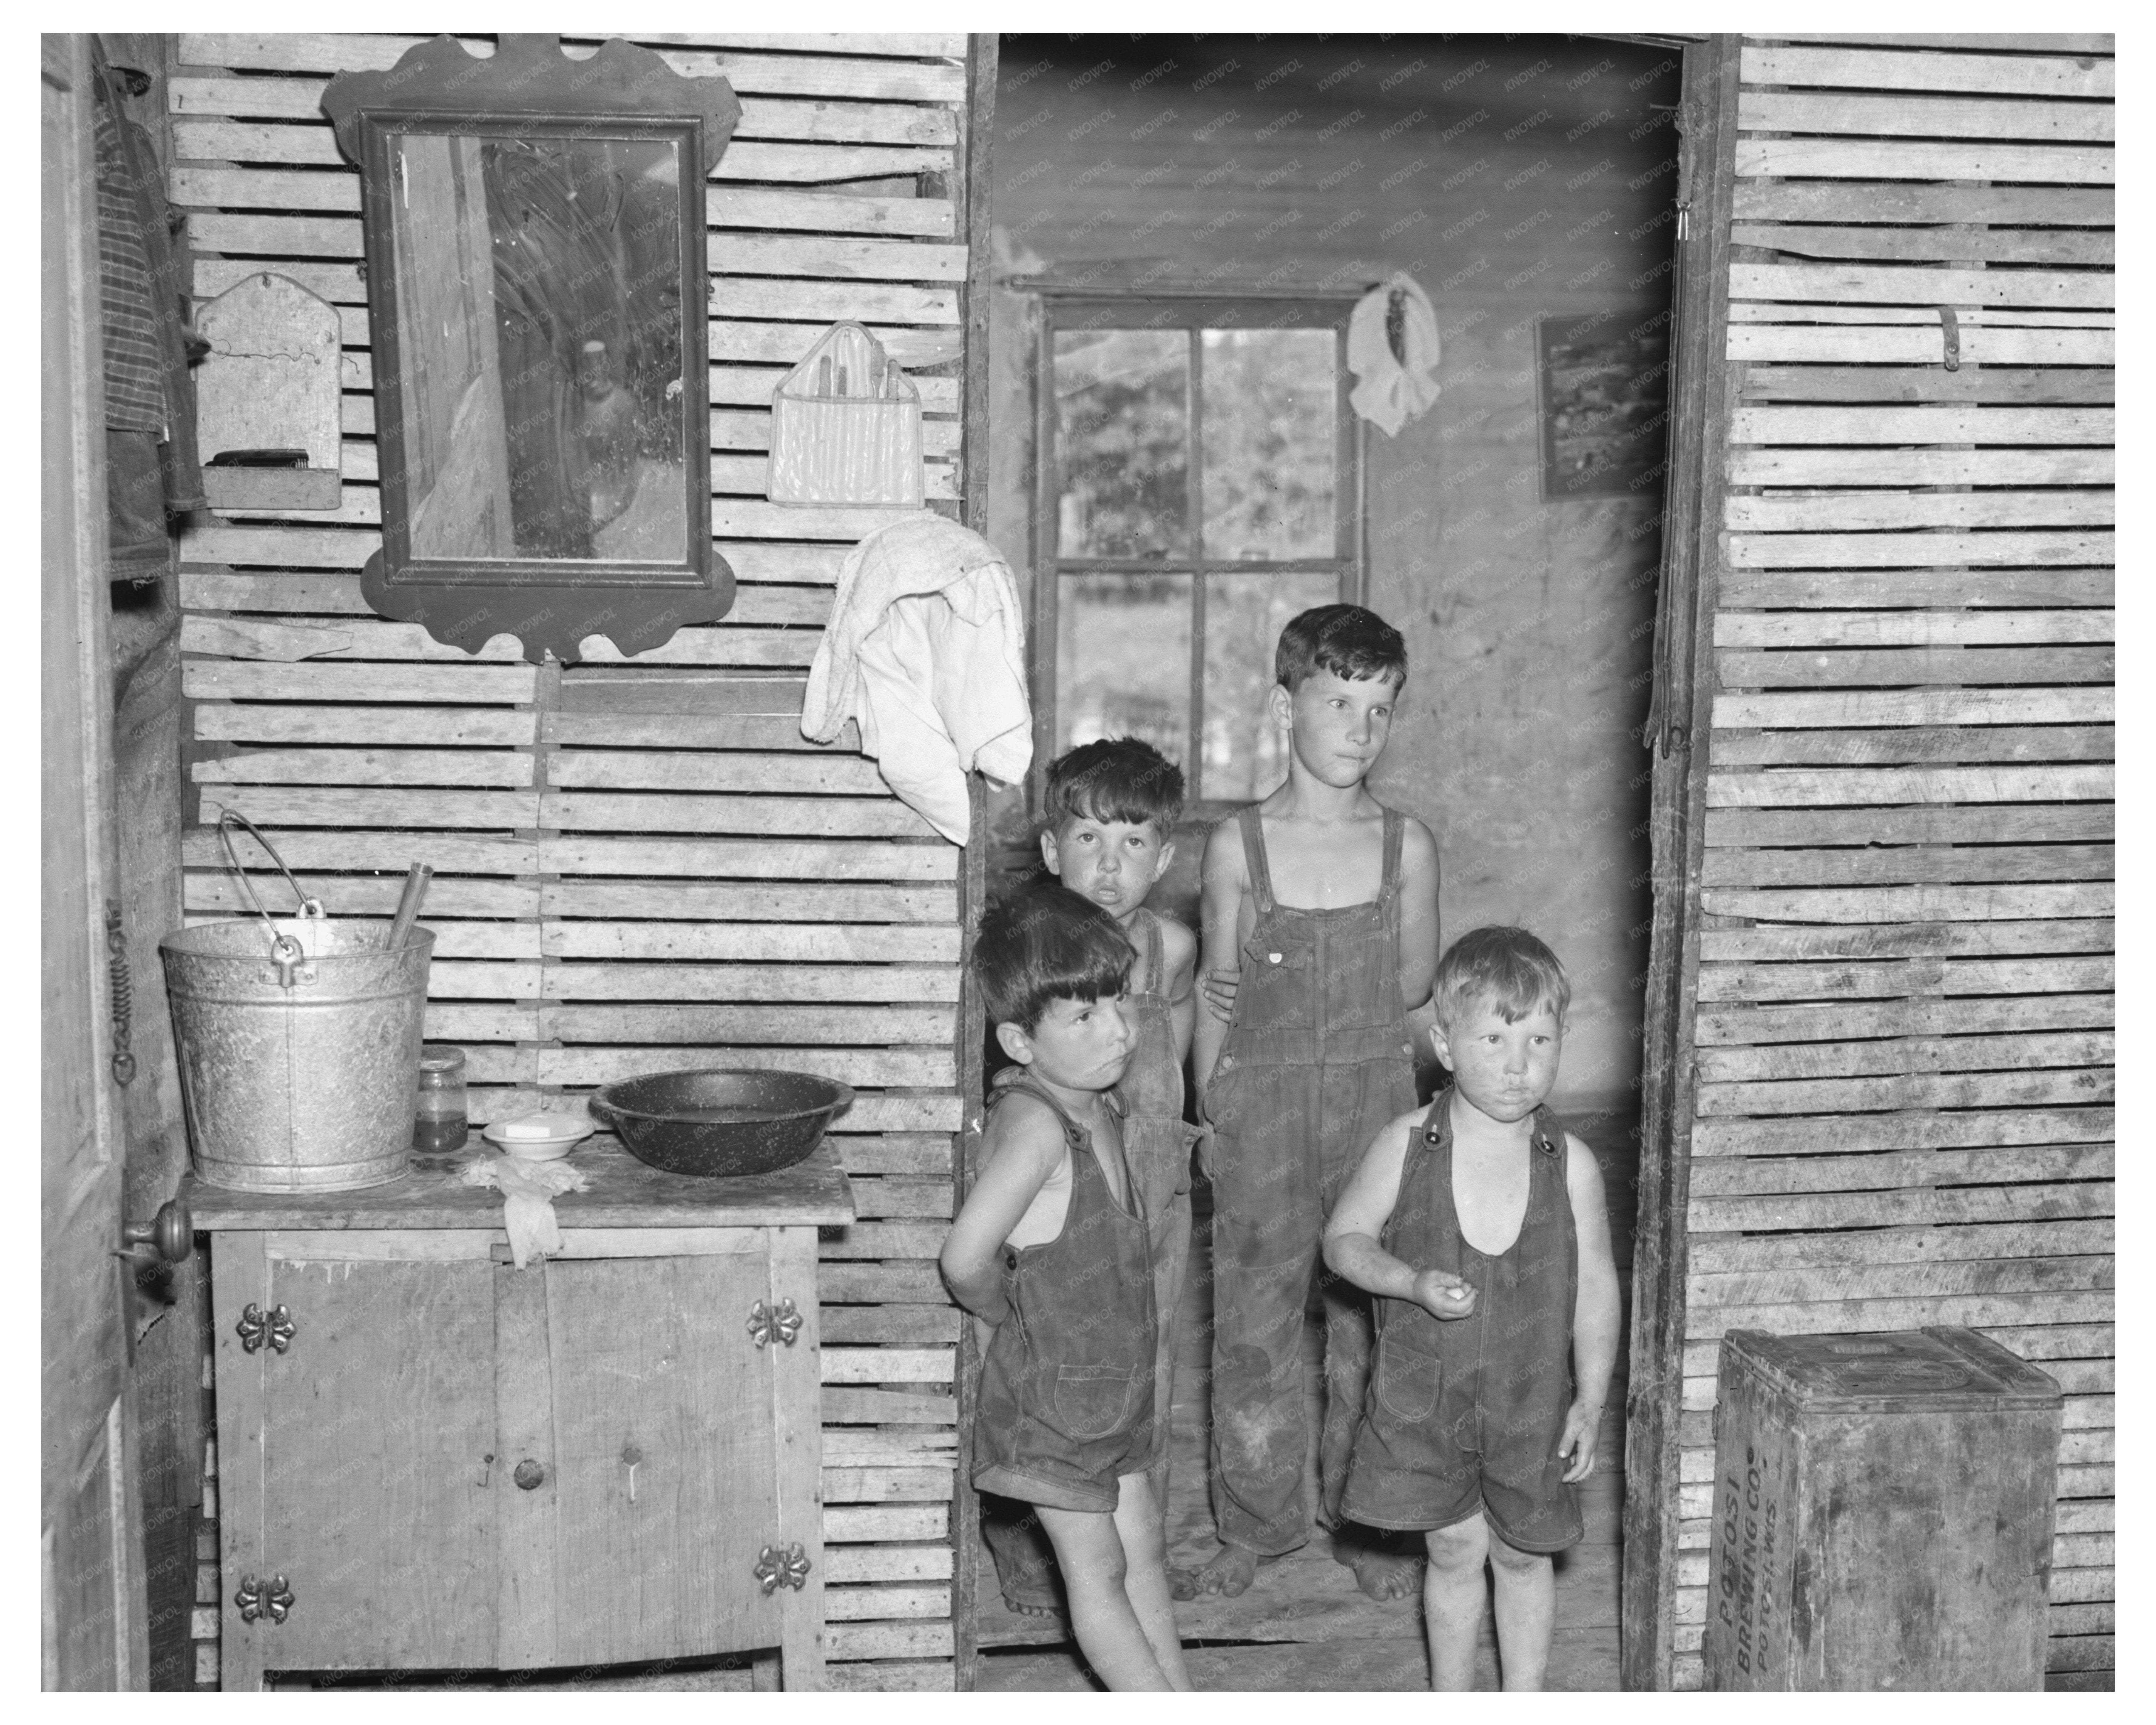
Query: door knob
514 1459 546 1491
118 1197 193 1268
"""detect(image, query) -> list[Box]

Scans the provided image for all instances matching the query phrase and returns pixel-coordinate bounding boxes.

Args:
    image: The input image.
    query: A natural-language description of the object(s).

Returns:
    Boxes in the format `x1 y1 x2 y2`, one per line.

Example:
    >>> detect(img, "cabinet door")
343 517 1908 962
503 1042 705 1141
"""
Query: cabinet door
499 1246 784 1668
221 1238 499 1679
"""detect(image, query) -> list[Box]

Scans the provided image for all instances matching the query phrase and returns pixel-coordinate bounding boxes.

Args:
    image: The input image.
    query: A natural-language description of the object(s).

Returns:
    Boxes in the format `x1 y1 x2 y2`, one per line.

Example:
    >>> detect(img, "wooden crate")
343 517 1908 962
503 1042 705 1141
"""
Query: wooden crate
1704 1327 2061 1690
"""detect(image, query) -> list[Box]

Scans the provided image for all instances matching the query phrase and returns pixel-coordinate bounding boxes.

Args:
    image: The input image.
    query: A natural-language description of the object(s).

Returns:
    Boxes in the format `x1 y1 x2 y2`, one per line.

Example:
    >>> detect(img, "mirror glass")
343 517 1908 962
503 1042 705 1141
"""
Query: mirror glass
389 132 689 565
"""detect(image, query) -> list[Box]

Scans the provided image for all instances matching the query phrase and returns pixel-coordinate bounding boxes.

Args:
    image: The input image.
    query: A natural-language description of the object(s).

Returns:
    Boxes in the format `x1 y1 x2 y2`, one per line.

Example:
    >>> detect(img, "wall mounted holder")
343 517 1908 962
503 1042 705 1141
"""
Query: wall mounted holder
768 321 924 508
196 273 343 511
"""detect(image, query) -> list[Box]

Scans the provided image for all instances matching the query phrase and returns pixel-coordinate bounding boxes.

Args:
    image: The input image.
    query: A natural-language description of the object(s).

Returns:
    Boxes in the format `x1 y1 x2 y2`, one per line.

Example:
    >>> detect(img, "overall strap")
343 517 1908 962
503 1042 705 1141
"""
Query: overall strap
1379 805 1405 897
1137 907 1165 996
989 1066 1086 1147
1236 805 1276 916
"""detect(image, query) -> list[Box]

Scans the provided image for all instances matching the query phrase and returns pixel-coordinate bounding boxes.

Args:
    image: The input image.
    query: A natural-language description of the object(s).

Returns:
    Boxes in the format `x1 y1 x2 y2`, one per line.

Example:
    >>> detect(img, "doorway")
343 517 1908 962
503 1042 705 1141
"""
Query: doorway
967 32 1692 1689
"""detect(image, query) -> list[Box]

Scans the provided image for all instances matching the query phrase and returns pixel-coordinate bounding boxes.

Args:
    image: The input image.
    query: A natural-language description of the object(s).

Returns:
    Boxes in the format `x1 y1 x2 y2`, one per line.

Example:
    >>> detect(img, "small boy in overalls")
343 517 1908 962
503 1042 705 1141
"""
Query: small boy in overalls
941 881 1192 1689
1324 927 1622 1690
1188 605 1443 1601
982 739 1201 1614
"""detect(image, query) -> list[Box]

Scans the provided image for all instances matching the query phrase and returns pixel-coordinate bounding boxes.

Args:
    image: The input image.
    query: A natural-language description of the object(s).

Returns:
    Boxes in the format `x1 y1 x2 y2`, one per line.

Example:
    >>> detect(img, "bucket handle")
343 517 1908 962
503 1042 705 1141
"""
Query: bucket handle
213 808 325 977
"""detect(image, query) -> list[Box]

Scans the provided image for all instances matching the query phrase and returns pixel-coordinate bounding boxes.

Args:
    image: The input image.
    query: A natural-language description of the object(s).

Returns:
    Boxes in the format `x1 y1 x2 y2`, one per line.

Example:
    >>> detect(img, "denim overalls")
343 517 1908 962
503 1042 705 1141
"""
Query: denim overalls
1204 804 1419 1556
971 1068 1160 1516
983 912 1197 1607
1342 1098 1584 1553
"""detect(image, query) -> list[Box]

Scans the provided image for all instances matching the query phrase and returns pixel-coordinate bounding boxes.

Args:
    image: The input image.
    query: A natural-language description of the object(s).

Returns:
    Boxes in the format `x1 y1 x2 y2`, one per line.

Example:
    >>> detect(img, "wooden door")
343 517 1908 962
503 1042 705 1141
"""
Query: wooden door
41 31 150 1692
1626 29 2116 1691
512 1243 785 1669
214 1235 500 1685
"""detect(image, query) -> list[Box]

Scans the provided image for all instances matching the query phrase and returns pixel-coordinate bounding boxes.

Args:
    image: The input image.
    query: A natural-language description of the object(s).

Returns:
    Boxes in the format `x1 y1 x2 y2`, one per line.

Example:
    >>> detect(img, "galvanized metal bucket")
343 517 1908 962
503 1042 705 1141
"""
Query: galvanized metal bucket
160 813 431 1193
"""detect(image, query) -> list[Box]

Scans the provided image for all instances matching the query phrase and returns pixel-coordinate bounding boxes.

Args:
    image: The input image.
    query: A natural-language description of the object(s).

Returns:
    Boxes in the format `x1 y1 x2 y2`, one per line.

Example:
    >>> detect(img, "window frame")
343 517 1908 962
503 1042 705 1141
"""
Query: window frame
1028 288 1369 816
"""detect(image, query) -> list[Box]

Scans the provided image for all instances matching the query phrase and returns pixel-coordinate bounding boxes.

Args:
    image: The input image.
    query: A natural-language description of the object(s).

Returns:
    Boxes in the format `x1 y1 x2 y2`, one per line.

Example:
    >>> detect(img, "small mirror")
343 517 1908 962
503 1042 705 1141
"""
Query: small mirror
324 36 740 663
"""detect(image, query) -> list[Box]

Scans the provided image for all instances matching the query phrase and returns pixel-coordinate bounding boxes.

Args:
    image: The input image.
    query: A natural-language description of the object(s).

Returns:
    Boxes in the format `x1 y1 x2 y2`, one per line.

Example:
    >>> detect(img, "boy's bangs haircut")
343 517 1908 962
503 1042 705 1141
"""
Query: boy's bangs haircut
1433 925 1572 1030
1275 603 1408 692
972 880 1136 1033
1043 735 1186 835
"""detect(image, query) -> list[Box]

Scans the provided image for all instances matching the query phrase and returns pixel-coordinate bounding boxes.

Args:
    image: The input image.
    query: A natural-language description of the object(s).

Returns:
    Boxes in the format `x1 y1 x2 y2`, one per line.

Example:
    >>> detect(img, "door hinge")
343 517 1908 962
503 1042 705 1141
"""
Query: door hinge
1676 200 1691 244
754 1542 811 1593
235 1573 294 1624
746 1297 803 1348
236 1302 297 1354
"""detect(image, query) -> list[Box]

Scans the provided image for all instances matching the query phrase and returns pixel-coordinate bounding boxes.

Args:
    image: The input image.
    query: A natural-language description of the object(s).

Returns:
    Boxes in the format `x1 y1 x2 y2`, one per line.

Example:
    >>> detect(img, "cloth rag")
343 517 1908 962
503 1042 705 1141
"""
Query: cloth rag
800 514 1031 843
1347 272 1442 436
461 1155 591 1267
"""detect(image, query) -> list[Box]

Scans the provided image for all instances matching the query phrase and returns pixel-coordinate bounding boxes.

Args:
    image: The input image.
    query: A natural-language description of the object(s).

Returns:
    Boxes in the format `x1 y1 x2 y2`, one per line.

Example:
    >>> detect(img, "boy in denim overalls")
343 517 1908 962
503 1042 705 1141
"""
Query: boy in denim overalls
1324 927 1622 1689
942 882 1192 1689
1187 605 1442 1601
982 739 1202 1615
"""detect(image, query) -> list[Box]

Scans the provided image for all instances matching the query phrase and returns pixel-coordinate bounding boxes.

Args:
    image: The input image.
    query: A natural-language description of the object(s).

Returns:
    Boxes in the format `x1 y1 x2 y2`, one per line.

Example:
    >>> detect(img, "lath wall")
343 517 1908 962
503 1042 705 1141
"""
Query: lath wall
169 31 979 1691
1674 33 2113 1689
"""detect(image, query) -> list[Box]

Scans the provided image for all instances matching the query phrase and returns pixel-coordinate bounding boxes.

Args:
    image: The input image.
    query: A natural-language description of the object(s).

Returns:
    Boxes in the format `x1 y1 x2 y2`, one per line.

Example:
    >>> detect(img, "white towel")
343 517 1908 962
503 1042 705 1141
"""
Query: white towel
1347 273 1442 436
801 514 1032 844
461 1155 590 1268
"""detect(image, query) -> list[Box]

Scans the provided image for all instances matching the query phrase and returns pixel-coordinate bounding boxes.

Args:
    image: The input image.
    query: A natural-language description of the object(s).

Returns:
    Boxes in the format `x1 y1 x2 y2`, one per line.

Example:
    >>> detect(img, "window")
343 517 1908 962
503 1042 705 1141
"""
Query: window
1033 295 1363 808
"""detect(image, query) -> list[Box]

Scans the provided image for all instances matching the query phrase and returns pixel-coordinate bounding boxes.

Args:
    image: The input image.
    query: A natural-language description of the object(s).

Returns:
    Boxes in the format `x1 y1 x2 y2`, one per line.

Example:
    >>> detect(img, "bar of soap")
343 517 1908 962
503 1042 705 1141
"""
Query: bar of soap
499 1116 557 1142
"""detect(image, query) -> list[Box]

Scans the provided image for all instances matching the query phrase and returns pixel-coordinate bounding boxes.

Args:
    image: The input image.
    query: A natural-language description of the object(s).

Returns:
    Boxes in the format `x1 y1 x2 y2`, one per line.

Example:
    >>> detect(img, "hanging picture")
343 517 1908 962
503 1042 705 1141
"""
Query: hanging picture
1535 309 1671 501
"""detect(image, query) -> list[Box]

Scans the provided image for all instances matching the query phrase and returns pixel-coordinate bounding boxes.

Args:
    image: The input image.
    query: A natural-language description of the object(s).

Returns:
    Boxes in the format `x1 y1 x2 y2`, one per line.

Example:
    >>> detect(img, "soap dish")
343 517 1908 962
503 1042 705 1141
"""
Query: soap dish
481 1112 595 1162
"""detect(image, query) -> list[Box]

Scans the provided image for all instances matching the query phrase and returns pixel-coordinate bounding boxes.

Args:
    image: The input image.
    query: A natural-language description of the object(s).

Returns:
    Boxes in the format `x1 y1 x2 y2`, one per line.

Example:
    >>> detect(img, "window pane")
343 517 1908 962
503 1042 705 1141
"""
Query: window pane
1057 573 1194 765
1200 328 1337 562
1053 329 1190 559
1200 571 1341 802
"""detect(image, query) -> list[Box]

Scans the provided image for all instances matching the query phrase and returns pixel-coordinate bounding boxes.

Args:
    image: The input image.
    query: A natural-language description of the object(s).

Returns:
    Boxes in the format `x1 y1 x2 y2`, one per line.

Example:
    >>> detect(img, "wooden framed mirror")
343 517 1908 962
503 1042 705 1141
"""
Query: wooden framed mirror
323 35 740 663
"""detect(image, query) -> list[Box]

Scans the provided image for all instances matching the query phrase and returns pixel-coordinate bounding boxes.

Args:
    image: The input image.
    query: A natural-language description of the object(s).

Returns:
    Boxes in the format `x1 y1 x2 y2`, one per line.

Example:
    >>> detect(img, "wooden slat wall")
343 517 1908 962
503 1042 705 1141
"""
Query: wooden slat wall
1672 33 2113 1690
169 32 976 1691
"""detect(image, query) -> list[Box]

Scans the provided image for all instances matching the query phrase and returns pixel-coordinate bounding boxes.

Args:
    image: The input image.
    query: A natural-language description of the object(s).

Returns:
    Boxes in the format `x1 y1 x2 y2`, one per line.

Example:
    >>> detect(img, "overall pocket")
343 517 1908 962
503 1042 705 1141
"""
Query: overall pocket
1199 1059 1243 1137
1373 1323 1443 1424
1051 1363 1146 1441
1237 934 1314 1034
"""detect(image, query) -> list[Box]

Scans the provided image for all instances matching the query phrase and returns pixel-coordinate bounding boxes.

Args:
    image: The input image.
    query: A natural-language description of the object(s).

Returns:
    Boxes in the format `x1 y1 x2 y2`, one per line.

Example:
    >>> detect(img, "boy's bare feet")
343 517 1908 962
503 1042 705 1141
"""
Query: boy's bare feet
1180 1543 1261 1598
1330 1526 1425 1602
1003 1596 1061 1618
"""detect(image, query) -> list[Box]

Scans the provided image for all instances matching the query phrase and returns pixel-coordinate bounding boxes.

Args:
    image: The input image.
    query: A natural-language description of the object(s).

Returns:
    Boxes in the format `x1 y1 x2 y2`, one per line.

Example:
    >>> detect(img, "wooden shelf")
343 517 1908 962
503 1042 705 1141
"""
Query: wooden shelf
183 1137 854 1232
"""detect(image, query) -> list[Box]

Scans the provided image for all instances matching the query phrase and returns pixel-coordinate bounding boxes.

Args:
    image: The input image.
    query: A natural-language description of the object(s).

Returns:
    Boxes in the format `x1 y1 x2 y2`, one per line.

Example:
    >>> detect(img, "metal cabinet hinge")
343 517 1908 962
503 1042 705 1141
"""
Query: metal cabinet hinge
754 1542 811 1593
235 1573 294 1624
746 1297 803 1349
236 1302 297 1354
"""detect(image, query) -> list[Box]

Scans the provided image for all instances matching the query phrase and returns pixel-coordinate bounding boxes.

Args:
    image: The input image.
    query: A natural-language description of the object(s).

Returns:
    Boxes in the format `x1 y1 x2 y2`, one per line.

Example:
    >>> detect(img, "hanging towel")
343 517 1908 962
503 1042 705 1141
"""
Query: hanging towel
1347 272 1442 437
801 514 1032 845
461 1155 591 1268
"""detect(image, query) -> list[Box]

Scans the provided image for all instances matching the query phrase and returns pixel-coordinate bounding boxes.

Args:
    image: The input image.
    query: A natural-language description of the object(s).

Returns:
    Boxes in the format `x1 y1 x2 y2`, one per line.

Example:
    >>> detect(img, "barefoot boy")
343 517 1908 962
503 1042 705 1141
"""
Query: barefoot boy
1190 604 1441 1601
983 739 1202 1615
1323 926 1621 1690
941 882 1192 1689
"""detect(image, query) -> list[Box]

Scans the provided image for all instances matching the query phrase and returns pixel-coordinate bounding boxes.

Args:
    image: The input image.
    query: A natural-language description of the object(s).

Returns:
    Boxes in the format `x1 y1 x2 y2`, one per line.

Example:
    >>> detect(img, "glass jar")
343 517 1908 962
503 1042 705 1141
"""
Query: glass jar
412 1044 469 1160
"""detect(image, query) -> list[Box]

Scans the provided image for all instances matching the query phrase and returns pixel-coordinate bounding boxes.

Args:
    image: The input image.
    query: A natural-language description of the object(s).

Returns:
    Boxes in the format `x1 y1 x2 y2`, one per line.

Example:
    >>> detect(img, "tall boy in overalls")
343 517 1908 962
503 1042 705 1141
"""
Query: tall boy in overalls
1187 605 1442 1600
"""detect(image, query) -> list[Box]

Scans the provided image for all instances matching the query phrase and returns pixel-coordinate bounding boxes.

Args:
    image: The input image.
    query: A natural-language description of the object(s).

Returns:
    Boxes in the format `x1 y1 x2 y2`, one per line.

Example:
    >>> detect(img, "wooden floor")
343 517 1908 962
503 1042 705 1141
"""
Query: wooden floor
976 1099 1639 1692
